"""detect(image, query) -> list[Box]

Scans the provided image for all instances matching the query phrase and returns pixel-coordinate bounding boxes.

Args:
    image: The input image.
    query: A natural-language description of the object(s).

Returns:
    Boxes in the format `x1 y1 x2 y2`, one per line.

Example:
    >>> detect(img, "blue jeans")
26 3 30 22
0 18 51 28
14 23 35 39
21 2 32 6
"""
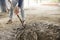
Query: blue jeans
0 0 1 11
0 0 6 12
9 0 24 21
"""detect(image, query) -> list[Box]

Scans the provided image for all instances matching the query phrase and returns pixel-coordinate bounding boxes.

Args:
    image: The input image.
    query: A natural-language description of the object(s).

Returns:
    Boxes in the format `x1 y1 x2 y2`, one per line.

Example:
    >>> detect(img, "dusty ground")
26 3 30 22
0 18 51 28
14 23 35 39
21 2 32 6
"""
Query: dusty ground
0 6 60 40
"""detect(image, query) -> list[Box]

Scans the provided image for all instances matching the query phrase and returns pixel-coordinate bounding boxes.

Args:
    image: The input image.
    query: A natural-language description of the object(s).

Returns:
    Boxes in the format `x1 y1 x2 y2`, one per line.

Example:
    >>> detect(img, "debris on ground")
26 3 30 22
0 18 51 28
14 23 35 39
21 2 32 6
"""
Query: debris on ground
16 21 60 40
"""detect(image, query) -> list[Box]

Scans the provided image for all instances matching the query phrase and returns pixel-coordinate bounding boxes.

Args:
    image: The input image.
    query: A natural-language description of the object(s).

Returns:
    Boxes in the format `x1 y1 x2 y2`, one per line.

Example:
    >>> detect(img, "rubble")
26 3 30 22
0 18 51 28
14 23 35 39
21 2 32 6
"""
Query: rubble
0 21 60 40
16 22 60 40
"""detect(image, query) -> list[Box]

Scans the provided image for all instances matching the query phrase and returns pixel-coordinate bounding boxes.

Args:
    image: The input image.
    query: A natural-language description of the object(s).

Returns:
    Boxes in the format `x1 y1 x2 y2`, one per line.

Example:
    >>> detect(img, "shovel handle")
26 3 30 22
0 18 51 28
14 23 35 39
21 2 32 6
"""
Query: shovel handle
17 15 22 23
17 15 24 26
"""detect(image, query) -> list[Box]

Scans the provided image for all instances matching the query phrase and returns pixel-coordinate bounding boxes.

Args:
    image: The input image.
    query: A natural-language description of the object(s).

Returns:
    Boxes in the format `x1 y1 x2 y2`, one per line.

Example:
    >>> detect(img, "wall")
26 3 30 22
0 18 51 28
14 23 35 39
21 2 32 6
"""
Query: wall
24 0 59 9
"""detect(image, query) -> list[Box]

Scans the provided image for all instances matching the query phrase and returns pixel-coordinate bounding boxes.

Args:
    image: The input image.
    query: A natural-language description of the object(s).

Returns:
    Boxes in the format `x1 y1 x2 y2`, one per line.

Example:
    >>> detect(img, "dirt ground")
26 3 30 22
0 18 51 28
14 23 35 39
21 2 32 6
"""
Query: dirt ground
0 6 60 40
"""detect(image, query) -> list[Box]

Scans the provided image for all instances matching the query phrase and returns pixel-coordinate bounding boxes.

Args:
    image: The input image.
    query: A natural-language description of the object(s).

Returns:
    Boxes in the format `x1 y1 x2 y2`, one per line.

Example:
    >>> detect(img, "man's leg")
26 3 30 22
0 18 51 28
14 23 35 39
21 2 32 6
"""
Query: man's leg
7 7 13 24
0 0 2 12
20 4 26 27
1 0 6 12
9 7 13 20
20 5 25 23
7 0 18 24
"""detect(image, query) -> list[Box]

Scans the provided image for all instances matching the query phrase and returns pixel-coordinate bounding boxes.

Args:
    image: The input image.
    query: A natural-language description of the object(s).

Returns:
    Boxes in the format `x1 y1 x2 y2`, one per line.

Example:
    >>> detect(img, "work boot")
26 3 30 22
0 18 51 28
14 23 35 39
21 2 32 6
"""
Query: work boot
6 19 12 24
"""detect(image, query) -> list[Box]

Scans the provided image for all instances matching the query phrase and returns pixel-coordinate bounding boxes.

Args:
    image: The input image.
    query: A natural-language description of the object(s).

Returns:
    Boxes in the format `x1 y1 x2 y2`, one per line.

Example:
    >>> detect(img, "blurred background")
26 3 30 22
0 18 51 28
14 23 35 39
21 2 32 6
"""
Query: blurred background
0 0 60 13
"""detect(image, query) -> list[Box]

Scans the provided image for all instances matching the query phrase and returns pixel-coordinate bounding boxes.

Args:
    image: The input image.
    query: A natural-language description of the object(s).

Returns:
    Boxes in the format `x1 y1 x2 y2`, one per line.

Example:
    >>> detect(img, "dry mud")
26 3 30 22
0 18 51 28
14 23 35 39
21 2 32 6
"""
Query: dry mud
0 21 60 40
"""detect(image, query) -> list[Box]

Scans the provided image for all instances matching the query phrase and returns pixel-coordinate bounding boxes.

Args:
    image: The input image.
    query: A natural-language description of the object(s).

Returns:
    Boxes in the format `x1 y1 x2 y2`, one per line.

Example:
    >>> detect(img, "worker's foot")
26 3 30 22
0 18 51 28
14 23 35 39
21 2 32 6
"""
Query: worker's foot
6 19 12 24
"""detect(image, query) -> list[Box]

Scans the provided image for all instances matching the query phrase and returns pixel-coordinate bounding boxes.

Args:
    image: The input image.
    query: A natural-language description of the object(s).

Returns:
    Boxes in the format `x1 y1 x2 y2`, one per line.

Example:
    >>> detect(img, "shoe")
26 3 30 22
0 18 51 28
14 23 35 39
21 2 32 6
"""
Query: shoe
6 20 12 24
